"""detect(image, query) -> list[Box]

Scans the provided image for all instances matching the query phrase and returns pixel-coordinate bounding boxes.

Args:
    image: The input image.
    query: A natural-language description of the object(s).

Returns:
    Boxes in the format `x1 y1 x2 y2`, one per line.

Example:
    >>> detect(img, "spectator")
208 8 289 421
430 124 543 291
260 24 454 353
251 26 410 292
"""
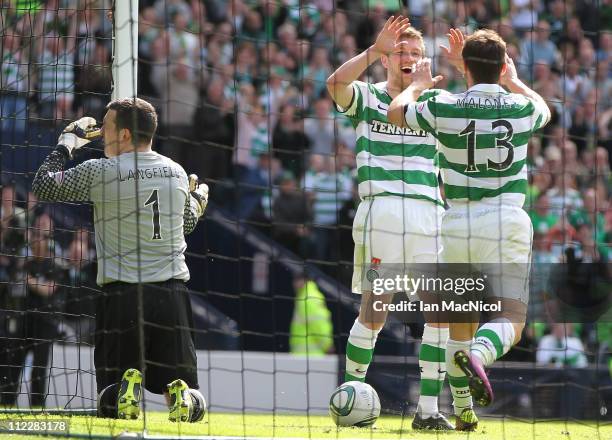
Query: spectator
272 172 313 256
154 0 191 26
233 42 257 86
192 78 235 181
558 17 584 54
150 31 200 166
259 65 289 118
569 188 609 260
536 323 588 368
303 95 335 156
239 8 267 47
0 213 65 407
0 31 28 133
354 3 386 51
60 228 97 343
0 185 27 284
546 171 584 220
597 32 612 62
234 85 270 173
255 0 288 41
559 58 589 107
289 273 334 355
272 103 310 179
530 193 560 236
519 21 560 81
77 40 112 120
302 154 352 262
302 46 332 99
542 0 565 43
509 0 540 34
37 23 77 121
170 10 199 56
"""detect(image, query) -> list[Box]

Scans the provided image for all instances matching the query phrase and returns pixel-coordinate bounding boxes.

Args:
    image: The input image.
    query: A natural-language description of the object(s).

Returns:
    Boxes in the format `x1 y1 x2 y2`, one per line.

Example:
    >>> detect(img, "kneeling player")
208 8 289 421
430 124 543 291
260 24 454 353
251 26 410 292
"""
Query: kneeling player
32 98 211 422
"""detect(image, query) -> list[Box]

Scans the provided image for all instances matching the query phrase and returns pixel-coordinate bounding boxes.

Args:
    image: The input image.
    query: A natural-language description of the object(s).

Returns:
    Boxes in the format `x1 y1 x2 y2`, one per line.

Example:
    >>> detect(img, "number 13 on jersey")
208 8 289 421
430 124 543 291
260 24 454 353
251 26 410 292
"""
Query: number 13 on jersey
459 119 515 173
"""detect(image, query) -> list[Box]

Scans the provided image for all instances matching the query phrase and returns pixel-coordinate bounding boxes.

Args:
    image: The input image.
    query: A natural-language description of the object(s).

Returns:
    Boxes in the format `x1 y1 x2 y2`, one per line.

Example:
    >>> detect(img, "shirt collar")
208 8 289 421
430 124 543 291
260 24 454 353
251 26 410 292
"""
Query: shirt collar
466 83 508 94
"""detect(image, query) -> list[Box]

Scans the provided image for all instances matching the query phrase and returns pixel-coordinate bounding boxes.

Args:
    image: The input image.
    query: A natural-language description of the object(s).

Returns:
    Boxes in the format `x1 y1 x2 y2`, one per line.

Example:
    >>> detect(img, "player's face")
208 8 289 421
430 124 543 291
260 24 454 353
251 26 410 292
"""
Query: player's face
387 38 423 85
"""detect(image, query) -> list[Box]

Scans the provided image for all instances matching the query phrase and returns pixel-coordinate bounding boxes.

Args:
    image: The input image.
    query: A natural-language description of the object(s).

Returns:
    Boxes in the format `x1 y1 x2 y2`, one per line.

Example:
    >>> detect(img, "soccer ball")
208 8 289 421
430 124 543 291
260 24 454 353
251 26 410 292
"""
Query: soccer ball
329 381 381 427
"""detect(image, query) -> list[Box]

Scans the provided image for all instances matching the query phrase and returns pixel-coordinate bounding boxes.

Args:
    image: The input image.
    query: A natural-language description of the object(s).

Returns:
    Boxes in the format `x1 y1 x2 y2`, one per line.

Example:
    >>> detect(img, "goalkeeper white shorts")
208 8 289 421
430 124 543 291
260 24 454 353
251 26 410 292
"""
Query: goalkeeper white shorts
351 197 444 295
441 204 533 304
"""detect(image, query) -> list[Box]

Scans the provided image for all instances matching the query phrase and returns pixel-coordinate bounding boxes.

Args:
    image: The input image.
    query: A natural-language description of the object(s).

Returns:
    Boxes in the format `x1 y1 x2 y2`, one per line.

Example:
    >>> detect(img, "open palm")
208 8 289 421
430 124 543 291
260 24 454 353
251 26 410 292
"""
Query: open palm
440 28 466 74
373 15 411 55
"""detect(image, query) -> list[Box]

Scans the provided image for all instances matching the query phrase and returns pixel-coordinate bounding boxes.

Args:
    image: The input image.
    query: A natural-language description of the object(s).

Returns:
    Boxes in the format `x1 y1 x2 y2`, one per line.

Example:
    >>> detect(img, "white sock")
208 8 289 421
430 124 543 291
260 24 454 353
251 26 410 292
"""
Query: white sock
345 319 380 381
471 318 516 367
417 325 449 417
446 338 473 416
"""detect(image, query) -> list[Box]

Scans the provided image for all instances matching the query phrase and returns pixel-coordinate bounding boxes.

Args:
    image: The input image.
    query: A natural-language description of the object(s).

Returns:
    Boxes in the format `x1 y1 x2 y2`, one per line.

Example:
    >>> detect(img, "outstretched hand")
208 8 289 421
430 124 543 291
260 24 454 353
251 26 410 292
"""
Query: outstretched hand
440 28 466 74
372 15 412 55
410 58 443 91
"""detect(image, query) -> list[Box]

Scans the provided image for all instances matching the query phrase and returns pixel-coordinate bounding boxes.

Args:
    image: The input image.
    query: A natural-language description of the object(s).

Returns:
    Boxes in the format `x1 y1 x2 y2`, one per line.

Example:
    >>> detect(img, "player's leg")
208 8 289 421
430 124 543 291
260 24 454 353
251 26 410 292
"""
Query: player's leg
346 199 387 382
412 322 453 430
455 299 527 407
146 280 204 423
95 284 143 419
456 207 532 407
438 210 480 430
404 201 453 430
446 322 480 431
345 290 392 382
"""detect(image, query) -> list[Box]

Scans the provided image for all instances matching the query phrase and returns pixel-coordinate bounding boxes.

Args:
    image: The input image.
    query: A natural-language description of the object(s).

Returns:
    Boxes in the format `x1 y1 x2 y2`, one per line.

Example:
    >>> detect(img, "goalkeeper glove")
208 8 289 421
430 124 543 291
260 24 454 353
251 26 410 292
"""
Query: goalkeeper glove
189 174 209 218
58 116 101 159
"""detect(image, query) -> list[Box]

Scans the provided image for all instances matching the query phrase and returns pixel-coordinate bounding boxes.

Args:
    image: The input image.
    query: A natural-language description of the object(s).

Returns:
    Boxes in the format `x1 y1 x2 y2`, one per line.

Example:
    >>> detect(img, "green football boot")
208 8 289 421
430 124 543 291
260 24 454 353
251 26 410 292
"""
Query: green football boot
117 368 142 420
167 379 193 422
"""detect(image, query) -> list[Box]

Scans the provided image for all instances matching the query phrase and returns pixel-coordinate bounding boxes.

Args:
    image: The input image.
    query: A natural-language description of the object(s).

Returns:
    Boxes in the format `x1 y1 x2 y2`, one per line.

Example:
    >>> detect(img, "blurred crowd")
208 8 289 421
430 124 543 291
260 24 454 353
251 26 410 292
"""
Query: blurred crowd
0 0 611 372
0 183 97 406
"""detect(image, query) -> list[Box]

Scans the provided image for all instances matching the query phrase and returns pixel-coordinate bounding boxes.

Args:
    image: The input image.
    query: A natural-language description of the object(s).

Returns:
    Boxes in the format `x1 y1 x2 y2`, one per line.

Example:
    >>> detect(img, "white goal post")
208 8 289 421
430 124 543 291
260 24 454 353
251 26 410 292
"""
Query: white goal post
111 0 139 100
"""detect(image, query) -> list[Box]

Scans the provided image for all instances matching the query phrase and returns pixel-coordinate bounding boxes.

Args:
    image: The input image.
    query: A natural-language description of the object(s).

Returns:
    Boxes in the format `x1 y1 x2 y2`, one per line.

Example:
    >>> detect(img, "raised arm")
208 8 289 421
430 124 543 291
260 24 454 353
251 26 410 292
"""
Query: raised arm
32 117 100 202
388 58 442 128
326 15 410 109
501 55 551 126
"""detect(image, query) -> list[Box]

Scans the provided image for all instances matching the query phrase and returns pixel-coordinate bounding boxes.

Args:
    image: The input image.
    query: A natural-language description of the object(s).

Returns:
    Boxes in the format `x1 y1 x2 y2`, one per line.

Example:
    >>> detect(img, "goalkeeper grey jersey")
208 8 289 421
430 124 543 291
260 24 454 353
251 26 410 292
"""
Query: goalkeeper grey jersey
33 149 200 285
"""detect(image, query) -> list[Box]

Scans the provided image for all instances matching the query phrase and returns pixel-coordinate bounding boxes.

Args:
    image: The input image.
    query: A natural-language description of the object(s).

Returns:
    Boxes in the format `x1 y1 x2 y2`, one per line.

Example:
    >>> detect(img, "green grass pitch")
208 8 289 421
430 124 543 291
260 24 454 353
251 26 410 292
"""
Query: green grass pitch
1 412 611 439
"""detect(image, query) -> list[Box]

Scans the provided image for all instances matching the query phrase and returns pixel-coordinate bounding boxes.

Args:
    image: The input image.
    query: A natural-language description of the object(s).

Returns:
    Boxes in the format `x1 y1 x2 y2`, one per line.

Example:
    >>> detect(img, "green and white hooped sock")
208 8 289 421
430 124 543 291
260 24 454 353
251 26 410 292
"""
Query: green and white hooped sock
345 319 380 382
417 325 448 418
471 318 516 367
446 338 474 416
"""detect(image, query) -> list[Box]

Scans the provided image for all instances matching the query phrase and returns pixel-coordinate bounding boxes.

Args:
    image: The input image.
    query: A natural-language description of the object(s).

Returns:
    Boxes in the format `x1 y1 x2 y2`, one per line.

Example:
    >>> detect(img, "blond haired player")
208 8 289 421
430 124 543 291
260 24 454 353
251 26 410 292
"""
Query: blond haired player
326 16 452 430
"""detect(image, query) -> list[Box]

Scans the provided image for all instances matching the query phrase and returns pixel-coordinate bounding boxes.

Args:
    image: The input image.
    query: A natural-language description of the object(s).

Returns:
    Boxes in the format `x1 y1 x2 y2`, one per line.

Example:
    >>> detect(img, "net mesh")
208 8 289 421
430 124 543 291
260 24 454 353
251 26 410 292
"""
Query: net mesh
0 0 610 438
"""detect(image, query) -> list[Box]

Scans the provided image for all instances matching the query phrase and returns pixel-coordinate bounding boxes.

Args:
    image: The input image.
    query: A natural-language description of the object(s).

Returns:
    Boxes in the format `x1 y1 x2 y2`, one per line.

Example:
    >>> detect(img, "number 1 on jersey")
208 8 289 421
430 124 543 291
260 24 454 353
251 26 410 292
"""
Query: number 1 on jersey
459 120 478 173
145 189 162 240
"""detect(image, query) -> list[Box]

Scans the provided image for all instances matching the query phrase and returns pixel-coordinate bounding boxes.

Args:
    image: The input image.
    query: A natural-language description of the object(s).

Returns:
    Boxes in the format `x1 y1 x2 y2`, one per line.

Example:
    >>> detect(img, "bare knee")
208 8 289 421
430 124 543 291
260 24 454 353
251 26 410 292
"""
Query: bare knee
357 291 391 331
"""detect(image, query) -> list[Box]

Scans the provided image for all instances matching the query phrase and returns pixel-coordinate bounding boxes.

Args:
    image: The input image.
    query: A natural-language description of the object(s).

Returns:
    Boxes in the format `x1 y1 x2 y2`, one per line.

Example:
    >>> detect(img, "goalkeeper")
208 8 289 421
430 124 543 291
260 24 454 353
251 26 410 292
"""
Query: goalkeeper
32 98 209 423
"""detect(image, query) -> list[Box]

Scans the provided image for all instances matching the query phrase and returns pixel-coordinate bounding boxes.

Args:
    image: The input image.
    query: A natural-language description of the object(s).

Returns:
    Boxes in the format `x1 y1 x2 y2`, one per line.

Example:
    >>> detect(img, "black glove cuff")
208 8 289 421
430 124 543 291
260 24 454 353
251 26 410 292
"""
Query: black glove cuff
190 191 205 205
55 145 72 160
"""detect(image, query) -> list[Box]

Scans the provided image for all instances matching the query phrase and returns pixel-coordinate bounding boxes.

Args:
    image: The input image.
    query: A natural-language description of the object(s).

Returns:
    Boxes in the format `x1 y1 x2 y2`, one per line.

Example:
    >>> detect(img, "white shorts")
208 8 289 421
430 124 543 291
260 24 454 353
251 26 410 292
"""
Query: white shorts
351 197 444 295
441 205 533 303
